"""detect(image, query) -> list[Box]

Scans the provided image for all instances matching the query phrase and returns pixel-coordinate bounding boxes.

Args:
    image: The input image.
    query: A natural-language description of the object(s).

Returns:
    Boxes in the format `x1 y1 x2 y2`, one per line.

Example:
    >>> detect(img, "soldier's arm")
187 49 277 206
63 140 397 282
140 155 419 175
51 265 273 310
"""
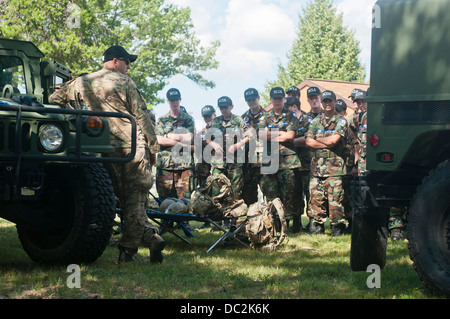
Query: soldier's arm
128 82 159 154
270 130 295 142
316 134 341 148
306 136 328 149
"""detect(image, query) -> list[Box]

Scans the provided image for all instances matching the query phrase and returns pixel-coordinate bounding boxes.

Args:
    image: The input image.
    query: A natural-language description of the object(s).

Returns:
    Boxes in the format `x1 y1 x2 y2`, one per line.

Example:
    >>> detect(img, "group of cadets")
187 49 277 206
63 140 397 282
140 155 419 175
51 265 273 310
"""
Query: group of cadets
153 85 396 238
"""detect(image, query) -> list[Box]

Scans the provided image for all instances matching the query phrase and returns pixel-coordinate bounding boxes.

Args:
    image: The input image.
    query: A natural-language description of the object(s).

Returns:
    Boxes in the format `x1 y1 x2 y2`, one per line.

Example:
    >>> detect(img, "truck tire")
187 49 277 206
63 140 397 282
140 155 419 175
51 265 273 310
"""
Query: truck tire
408 160 450 297
17 163 116 265
350 207 389 271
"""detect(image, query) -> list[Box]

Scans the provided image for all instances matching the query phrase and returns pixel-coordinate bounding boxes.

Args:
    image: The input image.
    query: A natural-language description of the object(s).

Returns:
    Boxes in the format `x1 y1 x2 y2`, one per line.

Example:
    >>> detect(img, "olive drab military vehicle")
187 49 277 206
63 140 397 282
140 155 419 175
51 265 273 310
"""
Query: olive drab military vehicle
0 39 136 264
350 0 450 297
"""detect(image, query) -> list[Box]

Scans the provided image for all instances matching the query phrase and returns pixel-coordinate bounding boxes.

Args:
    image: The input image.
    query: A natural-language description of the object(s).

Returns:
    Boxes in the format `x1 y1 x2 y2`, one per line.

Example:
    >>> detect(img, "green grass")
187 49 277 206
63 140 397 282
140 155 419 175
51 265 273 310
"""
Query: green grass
0 217 442 299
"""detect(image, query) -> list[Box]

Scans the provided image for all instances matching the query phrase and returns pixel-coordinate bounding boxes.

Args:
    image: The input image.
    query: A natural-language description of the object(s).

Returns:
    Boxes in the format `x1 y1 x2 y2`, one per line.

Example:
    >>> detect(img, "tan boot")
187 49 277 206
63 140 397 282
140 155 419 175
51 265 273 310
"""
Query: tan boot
149 234 165 263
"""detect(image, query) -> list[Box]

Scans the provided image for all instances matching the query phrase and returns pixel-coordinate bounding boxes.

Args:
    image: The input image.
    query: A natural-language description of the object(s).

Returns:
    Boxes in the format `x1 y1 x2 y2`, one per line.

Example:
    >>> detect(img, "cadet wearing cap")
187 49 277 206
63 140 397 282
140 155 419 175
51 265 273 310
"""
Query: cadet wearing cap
285 96 309 232
241 88 267 206
194 105 216 189
305 90 348 237
49 45 164 263
155 88 195 203
258 87 301 227
292 86 324 230
207 96 245 203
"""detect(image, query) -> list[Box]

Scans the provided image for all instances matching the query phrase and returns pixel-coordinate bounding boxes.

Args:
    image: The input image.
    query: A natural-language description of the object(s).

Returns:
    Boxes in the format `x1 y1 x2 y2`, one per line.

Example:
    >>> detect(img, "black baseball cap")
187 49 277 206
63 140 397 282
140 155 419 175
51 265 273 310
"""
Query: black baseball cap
307 86 321 97
201 105 216 117
270 87 285 99
335 99 347 112
218 96 233 108
321 90 336 101
244 88 259 101
166 88 181 101
348 88 363 99
354 90 367 101
286 86 300 97
103 45 138 63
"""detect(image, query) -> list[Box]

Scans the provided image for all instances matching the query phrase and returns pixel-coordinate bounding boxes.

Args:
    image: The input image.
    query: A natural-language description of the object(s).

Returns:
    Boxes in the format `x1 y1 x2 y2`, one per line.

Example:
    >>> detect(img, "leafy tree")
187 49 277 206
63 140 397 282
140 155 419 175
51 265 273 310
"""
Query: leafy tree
0 0 220 106
262 0 365 103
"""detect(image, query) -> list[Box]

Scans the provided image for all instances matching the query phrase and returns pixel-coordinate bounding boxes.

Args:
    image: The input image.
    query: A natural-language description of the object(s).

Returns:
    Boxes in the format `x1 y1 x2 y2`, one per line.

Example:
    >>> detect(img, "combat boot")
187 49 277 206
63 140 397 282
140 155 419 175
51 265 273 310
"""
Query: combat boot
289 216 302 233
149 234 165 263
331 222 346 237
118 245 135 263
309 220 324 235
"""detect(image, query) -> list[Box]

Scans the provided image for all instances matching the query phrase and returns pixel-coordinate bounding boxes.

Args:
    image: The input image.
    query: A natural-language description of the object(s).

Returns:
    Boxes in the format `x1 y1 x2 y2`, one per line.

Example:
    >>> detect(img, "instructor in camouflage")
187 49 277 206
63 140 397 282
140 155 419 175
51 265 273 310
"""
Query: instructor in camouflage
305 90 348 237
49 45 165 263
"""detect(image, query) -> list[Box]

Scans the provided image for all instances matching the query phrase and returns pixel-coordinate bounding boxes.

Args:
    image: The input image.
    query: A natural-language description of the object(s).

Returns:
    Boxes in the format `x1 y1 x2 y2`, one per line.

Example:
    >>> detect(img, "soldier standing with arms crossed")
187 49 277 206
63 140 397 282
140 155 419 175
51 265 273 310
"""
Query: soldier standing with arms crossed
305 90 348 237
49 45 165 263
241 88 266 206
258 87 301 227
155 88 195 202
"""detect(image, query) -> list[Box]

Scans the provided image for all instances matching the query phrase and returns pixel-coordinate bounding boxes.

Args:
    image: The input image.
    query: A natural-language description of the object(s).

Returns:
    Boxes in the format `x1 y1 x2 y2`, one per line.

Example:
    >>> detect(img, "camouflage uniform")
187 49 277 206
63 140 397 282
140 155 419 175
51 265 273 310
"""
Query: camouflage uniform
355 111 367 175
49 68 160 255
194 124 212 188
258 108 301 220
305 113 348 226
241 107 267 206
155 111 195 200
293 111 321 222
209 114 245 201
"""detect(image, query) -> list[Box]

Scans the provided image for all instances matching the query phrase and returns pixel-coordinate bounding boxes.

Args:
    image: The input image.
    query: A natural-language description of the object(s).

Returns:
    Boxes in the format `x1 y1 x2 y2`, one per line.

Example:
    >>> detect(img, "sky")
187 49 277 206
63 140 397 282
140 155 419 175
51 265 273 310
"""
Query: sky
153 0 377 128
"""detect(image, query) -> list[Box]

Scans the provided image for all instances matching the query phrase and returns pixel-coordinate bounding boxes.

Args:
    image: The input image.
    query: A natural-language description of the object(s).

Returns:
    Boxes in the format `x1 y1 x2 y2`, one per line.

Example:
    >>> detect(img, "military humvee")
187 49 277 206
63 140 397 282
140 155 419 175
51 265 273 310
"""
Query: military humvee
350 0 450 297
0 39 136 264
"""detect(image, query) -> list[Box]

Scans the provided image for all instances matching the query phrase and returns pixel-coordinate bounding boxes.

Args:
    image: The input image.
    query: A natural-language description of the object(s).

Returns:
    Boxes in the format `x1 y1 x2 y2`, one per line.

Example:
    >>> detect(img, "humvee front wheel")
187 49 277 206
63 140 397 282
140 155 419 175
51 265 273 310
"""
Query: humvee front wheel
408 160 450 297
17 163 116 265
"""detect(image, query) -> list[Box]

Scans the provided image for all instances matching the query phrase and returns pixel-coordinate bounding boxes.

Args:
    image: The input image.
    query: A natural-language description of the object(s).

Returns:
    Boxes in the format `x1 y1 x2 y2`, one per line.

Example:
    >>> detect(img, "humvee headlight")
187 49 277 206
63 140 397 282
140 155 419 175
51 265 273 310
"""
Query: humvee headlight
39 124 64 152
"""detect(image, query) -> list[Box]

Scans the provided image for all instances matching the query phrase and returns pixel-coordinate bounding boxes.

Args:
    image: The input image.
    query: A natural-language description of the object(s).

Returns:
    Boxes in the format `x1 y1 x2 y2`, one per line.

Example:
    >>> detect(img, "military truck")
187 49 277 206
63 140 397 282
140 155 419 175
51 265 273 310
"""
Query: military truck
350 0 450 297
0 39 136 265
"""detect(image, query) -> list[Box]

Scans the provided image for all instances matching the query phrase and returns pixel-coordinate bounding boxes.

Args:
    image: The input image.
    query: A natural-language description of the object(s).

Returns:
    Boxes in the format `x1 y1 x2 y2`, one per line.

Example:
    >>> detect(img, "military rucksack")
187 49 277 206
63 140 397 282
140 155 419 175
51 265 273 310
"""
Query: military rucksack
188 173 247 218
245 198 288 252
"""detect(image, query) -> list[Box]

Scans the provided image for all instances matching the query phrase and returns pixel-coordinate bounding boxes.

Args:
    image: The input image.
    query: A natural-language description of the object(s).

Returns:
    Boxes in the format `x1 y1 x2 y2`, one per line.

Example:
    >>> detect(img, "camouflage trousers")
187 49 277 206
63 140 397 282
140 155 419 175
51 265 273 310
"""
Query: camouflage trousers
260 169 297 219
341 174 353 220
211 164 243 201
293 169 311 218
156 168 193 201
241 164 261 206
105 147 159 254
308 175 345 225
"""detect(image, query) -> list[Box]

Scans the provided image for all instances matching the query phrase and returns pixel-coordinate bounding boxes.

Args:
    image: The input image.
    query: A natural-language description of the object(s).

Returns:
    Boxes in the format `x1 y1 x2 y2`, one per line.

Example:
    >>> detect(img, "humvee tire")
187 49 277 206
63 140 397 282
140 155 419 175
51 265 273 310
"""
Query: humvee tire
350 207 389 271
17 163 116 265
408 160 450 297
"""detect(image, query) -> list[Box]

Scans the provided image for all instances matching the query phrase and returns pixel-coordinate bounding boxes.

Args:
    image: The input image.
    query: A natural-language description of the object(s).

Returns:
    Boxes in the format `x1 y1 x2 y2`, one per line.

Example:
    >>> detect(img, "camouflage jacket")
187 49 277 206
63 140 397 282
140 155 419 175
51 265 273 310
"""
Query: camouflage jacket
258 108 301 170
305 113 348 177
295 110 322 171
357 112 368 159
155 111 195 170
241 107 267 167
49 68 159 154
194 123 212 176
209 114 245 168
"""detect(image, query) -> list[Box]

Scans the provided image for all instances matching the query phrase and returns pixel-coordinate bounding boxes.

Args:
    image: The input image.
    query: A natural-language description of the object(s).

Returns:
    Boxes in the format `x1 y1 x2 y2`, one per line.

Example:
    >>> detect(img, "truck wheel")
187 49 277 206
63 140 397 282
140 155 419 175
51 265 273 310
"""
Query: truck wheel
408 160 450 297
17 163 116 265
350 207 389 271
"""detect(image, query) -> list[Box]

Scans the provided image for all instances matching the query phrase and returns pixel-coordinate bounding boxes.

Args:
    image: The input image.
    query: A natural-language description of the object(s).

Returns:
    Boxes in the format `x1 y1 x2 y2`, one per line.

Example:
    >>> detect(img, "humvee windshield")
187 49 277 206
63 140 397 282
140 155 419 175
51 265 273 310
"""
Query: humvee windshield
0 56 26 94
